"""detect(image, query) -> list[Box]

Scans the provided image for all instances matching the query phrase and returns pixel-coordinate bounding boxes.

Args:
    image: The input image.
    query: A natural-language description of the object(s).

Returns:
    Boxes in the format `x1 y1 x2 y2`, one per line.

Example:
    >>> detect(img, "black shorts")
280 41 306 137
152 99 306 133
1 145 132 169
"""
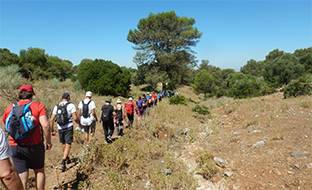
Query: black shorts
10 143 45 173
58 126 73 144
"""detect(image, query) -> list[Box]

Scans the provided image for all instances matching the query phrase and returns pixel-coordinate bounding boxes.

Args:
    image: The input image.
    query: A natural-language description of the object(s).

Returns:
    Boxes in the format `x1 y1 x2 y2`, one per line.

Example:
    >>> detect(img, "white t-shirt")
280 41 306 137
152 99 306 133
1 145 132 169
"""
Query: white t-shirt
78 99 96 126
0 128 12 160
52 101 77 130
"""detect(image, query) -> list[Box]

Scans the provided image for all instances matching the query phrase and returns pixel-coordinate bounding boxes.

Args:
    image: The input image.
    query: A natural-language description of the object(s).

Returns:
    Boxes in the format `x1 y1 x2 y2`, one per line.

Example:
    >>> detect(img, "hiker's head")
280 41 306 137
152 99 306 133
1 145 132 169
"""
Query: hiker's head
62 92 70 101
138 96 141 100
106 97 112 104
85 91 92 98
19 85 35 100
129 97 133 101
116 99 122 104
143 94 146 97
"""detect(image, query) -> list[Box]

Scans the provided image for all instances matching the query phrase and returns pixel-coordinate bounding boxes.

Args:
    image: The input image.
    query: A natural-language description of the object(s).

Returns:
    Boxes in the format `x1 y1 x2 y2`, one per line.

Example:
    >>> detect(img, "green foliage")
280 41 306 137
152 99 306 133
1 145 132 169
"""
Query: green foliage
169 95 187 105
283 78 312 98
196 151 218 179
0 65 23 101
263 53 304 85
265 49 284 62
49 78 60 89
193 69 216 95
77 59 131 96
0 48 22 67
192 105 210 115
240 59 265 76
128 11 201 85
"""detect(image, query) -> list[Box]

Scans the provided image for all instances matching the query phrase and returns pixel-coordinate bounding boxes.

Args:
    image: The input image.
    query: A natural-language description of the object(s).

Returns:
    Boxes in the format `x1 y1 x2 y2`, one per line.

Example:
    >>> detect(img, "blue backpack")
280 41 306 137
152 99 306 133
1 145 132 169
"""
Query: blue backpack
5 102 36 141
137 100 143 109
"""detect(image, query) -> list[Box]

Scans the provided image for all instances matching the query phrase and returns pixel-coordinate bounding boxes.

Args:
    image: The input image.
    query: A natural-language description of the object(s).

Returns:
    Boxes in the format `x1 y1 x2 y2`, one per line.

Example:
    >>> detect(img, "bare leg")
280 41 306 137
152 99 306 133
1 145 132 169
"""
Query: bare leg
0 158 23 190
34 168 45 190
19 171 29 190
62 144 71 160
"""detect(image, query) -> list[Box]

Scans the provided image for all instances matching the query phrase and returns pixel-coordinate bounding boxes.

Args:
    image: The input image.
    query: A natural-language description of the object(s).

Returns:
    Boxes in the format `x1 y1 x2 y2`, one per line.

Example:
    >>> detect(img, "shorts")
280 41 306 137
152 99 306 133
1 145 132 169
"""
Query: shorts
58 126 73 144
10 143 45 173
82 121 96 134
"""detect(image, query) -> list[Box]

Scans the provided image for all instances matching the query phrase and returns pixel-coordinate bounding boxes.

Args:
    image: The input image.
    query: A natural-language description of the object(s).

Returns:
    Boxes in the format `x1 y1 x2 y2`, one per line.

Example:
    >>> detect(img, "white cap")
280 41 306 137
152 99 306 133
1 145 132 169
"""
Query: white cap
86 91 92 97
129 97 133 101
117 99 122 103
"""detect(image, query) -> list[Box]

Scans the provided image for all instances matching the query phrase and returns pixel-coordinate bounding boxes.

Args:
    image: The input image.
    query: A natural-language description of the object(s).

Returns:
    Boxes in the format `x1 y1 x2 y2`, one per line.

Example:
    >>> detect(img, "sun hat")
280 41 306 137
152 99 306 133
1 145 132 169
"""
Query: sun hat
117 99 122 103
86 91 92 97
19 84 35 95
106 97 112 103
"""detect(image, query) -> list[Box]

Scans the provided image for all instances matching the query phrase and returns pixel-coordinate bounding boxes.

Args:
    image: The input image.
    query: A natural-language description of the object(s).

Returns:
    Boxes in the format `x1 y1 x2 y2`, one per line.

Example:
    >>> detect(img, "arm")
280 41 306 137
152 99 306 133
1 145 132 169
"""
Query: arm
72 112 80 126
39 115 52 150
91 109 98 122
0 158 23 190
49 114 56 132
78 108 82 119
99 111 102 123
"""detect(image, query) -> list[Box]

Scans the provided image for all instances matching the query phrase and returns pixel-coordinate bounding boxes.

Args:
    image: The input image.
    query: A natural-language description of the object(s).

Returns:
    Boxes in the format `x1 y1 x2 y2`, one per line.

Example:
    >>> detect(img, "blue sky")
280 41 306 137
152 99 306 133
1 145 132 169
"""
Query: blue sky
0 0 311 71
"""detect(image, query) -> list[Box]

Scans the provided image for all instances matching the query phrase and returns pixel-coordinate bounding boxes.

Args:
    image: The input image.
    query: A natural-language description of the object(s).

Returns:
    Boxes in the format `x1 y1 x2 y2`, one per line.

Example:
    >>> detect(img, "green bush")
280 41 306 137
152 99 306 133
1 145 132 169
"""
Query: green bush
196 151 218 179
192 105 210 115
283 80 312 98
169 95 187 105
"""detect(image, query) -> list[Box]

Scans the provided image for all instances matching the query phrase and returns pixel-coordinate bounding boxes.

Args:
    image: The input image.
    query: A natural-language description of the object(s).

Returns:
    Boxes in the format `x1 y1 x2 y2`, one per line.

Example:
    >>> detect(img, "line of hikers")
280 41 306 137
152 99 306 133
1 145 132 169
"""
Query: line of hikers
0 84 166 190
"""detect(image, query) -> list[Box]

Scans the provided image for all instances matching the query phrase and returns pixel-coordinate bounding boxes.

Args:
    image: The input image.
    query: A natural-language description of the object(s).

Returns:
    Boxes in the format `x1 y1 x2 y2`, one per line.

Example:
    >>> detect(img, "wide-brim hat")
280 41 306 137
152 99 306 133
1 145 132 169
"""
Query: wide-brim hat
106 97 112 103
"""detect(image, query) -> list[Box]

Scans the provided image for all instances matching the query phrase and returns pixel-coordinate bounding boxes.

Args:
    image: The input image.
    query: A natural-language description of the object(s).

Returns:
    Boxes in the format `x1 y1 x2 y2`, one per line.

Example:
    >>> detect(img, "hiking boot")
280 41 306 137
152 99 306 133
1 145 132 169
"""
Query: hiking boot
75 126 82 131
107 136 112 142
65 157 71 164
58 163 66 171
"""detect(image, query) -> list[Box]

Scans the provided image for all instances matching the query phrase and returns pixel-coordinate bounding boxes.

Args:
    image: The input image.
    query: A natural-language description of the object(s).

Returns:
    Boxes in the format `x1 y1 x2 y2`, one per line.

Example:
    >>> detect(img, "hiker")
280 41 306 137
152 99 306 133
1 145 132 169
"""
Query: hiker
136 96 144 120
50 92 80 171
158 91 162 102
99 98 115 143
151 92 157 106
77 91 98 146
124 97 136 128
0 128 23 190
114 99 124 136
2 84 52 190
142 94 147 116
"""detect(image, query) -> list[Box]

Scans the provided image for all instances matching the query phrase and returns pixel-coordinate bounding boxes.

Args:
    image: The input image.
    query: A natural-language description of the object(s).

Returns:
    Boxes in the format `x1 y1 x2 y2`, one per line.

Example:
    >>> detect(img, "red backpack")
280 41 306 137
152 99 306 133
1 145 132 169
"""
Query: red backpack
125 102 134 115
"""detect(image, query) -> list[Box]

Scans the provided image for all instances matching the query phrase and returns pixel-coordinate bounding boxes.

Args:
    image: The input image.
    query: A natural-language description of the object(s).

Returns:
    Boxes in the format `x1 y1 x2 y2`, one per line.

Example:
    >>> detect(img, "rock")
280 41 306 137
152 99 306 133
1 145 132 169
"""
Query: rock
249 130 261 134
162 168 171 175
294 163 300 169
224 171 233 177
306 163 312 168
181 128 190 135
233 131 239 135
144 181 152 189
251 141 265 148
291 151 307 158
214 157 227 167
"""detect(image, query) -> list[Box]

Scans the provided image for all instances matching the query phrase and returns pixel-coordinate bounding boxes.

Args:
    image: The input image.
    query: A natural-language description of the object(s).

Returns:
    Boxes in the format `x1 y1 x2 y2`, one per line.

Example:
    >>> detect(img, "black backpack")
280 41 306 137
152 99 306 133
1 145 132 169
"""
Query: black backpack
5 102 36 141
101 105 112 122
115 105 123 120
56 102 70 126
82 100 91 118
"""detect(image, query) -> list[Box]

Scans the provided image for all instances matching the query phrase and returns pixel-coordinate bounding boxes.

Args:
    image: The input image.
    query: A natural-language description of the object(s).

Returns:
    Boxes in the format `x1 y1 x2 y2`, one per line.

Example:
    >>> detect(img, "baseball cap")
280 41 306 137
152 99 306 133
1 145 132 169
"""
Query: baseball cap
62 92 70 99
86 91 92 97
106 97 112 103
129 97 133 101
117 99 122 103
19 85 35 95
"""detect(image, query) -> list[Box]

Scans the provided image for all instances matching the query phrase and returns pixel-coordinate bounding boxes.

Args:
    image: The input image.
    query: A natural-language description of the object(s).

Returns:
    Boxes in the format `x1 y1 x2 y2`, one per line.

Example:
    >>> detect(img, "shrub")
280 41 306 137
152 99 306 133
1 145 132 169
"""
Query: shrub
169 95 187 105
192 105 210 115
196 151 218 179
283 80 312 98
49 78 60 89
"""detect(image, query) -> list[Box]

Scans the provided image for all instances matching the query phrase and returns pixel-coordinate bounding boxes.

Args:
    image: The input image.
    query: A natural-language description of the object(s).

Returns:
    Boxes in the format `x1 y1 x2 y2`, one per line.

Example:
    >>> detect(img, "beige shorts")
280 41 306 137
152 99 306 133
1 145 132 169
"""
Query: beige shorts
82 121 96 134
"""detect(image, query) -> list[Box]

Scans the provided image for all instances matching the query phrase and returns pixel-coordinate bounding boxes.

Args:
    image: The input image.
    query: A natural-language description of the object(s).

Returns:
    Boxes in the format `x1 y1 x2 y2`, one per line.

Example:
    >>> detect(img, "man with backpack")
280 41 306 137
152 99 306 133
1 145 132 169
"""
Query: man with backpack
2 84 52 190
99 98 115 143
50 92 80 171
114 99 124 136
136 96 144 121
124 97 136 128
0 127 23 190
77 91 98 146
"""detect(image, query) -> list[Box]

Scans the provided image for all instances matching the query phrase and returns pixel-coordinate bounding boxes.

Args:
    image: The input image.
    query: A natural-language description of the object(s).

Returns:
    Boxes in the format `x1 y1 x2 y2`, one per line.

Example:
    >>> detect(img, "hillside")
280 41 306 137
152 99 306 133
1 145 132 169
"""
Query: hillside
1 85 312 189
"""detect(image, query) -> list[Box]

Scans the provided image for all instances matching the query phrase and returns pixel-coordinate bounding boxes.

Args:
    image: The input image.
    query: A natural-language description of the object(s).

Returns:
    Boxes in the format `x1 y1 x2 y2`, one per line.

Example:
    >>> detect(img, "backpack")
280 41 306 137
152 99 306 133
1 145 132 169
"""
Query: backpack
115 105 123 120
56 102 70 126
5 102 36 141
101 105 112 122
125 102 134 115
137 100 143 109
82 100 91 118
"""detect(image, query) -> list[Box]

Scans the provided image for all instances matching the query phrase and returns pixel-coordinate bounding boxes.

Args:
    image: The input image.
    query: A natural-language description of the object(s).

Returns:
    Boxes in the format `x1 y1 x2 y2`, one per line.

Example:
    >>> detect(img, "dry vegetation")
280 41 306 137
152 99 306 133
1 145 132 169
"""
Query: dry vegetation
1 81 312 189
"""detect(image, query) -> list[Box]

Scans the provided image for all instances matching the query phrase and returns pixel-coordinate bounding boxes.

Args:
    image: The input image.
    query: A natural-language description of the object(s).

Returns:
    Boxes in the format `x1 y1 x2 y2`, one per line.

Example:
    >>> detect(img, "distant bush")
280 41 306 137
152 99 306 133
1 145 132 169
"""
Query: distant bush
283 80 312 98
196 151 218 179
169 95 187 105
192 105 210 115
50 78 60 89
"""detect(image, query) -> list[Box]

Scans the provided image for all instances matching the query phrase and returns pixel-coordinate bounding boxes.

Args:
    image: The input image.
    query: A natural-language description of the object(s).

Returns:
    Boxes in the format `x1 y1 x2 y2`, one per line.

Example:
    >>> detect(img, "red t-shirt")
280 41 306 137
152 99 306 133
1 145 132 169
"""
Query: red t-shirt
2 99 47 146
124 101 136 114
